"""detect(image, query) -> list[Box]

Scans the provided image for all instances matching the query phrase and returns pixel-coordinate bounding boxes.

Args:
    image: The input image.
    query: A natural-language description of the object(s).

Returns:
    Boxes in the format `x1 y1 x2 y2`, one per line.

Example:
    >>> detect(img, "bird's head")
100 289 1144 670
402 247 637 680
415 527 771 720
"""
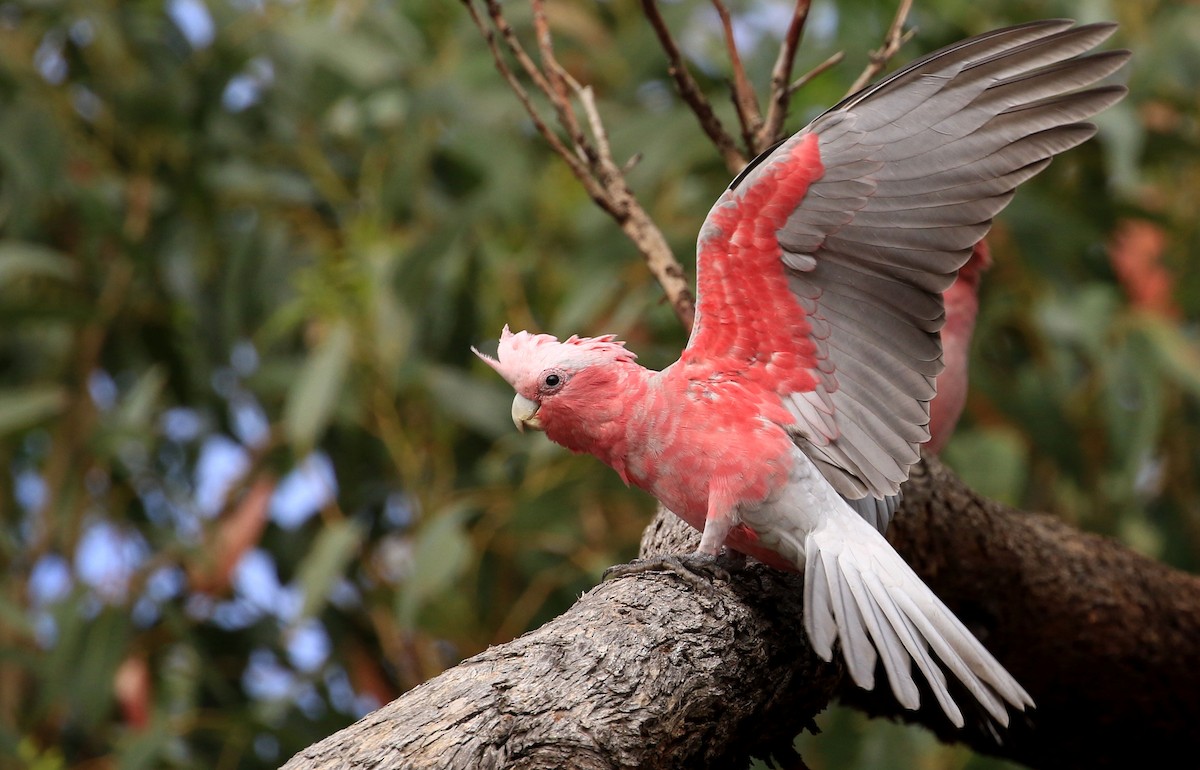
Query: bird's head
472 326 638 435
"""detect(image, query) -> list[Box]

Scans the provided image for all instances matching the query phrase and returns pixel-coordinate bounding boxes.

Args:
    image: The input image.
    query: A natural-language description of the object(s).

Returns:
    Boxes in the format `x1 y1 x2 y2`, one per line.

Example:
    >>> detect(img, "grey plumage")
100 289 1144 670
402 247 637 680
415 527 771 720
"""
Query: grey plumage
723 19 1128 729
730 20 1130 507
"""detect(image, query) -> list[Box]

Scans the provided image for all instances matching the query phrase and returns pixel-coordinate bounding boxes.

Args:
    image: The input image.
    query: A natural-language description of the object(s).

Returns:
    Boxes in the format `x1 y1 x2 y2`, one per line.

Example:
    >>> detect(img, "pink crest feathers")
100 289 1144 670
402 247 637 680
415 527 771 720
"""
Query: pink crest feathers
473 325 637 392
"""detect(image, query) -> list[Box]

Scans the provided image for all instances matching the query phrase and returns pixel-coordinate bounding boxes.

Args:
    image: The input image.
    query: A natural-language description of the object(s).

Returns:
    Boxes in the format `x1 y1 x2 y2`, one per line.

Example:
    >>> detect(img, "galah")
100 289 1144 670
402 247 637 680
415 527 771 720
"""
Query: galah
475 21 1128 728
928 240 992 453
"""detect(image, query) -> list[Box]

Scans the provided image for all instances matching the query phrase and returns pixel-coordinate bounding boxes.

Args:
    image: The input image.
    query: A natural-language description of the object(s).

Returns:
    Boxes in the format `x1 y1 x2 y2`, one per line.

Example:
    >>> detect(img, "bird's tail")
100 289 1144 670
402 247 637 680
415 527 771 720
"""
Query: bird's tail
800 510 1034 728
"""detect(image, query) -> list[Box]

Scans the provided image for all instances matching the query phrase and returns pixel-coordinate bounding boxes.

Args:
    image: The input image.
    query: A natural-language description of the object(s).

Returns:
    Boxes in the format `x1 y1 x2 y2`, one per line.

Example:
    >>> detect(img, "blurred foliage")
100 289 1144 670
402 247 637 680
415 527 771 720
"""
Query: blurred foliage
0 0 1196 768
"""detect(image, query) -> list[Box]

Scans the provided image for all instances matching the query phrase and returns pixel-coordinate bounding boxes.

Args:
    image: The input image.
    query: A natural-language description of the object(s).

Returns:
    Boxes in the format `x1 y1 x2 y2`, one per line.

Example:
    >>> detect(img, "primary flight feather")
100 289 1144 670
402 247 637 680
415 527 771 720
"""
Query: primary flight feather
475 20 1129 728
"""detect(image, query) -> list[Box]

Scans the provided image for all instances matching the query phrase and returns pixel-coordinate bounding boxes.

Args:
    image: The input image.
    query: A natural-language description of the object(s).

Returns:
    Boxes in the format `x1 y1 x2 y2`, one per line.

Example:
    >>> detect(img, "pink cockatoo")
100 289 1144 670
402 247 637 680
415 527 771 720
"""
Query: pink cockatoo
928 240 993 453
476 21 1128 728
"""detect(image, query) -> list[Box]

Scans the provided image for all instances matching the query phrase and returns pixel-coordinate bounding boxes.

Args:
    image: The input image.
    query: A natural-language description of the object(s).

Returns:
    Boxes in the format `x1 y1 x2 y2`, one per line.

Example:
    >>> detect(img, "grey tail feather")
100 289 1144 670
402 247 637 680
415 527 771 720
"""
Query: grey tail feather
802 522 1034 729
842 492 902 534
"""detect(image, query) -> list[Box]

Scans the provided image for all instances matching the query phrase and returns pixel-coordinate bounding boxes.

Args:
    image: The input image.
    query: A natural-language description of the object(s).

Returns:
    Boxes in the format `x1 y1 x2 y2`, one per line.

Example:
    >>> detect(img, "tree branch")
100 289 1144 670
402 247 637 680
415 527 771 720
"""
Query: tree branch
640 0 747 173
788 52 844 98
282 457 1200 769
711 0 763 150
462 0 697 330
760 0 813 148
845 0 915 96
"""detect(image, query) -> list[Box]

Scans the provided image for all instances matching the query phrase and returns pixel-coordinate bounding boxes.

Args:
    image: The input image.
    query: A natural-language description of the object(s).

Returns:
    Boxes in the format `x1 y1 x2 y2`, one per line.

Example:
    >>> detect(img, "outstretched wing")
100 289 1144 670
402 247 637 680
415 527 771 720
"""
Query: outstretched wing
683 20 1129 513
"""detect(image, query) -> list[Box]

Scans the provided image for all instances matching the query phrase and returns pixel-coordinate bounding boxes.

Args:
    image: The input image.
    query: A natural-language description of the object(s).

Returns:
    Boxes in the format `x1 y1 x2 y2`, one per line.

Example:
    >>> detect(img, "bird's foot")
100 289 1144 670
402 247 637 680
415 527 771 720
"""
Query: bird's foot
603 550 744 591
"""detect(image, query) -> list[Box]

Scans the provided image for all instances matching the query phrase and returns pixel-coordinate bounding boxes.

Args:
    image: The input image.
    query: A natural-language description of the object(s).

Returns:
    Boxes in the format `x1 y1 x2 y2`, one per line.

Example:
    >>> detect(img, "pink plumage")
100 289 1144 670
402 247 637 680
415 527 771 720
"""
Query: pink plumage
928 240 993 453
477 21 1128 729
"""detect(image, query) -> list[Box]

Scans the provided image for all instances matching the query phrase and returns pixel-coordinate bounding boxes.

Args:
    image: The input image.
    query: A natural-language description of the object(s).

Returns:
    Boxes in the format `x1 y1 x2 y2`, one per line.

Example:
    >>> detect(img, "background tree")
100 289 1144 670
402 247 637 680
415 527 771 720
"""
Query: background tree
0 1 1197 768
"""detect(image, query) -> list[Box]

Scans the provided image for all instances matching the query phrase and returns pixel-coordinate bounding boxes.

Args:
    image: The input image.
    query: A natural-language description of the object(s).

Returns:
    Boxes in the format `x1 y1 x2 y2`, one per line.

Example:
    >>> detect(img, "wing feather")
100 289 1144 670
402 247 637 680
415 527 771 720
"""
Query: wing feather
684 21 1129 506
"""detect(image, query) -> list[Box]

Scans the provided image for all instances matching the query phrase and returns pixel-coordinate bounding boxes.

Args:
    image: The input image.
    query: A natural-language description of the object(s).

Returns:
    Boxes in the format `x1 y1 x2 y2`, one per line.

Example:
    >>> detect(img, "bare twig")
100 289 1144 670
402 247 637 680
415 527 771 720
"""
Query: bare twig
760 0 813 149
465 0 913 331
462 0 697 330
711 0 763 152
640 0 747 174
573 84 615 177
463 1 598 198
788 51 844 97
643 0 820 163
845 0 915 96
530 0 592 167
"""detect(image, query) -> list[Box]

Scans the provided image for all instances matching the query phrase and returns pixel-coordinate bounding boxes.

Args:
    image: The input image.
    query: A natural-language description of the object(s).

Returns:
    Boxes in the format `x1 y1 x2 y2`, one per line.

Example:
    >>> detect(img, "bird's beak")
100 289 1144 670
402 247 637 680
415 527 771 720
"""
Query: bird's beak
511 393 542 433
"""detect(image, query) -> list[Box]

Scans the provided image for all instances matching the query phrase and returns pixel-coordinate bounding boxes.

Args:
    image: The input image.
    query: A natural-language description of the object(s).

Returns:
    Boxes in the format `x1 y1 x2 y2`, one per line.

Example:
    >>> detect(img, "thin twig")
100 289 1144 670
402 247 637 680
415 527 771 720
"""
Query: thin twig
788 51 844 97
530 0 594 168
483 0 554 111
845 0 915 96
760 0 813 149
573 84 614 173
573 80 696 329
711 0 762 152
640 0 746 174
462 0 610 212
462 0 696 329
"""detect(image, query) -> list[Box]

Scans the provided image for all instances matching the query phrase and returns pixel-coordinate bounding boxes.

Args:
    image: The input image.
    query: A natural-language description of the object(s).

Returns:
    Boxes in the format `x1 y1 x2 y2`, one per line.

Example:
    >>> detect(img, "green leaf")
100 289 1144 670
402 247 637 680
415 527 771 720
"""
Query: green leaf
0 596 33 638
425 363 518 439
941 426 1029 506
16 737 66 770
0 241 75 286
0 387 67 436
40 606 129 730
294 519 365 622
397 504 472 627
1035 286 1120 358
365 243 413 386
1136 314 1200 400
114 715 174 770
205 160 316 205
1101 329 1165 480
115 366 166 432
284 321 354 452
285 23 409 88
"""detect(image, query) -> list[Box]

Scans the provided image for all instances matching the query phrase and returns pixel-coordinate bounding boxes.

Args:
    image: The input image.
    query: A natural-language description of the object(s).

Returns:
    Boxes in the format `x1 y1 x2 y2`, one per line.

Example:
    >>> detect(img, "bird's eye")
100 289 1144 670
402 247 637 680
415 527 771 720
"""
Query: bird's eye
543 373 561 389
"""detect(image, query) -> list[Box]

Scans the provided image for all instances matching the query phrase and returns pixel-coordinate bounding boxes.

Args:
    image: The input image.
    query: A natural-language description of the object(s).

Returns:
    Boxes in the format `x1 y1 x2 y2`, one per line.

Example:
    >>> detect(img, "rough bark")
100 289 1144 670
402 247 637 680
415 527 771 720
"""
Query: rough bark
282 457 1200 770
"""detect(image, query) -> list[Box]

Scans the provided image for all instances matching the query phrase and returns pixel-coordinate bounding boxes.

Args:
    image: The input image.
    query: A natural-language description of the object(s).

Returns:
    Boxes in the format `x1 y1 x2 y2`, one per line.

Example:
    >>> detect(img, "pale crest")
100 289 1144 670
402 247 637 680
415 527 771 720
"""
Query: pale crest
472 325 636 392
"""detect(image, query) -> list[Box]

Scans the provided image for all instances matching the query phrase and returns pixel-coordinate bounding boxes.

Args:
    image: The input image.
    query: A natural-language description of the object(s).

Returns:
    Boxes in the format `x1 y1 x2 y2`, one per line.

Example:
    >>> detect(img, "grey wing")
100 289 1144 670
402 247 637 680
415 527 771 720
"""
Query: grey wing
738 20 1129 513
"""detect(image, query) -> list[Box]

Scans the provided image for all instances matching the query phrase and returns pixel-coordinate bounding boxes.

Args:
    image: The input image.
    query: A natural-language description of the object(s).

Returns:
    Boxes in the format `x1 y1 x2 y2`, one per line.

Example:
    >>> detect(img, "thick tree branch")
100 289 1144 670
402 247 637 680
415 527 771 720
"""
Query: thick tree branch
419 11 1199 765
282 457 1200 769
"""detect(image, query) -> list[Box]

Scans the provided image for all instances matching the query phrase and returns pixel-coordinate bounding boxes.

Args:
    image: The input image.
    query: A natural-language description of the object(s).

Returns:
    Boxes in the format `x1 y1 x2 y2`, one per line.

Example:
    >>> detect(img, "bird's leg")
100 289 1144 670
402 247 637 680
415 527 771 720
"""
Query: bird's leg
602 550 745 589
603 502 744 589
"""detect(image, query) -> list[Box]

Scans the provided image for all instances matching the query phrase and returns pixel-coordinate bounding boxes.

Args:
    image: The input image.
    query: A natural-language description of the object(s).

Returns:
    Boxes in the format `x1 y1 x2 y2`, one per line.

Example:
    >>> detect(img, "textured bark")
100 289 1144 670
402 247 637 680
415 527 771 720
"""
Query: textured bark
845 458 1200 768
282 457 1200 770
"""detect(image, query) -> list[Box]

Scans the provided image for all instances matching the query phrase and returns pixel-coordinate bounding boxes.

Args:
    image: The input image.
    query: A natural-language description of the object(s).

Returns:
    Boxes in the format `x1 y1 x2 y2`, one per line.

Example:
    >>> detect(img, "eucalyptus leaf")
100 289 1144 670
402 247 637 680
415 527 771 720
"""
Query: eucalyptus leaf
425 363 519 439
294 519 365 623
284 322 354 453
0 387 66 436
0 242 75 286
940 426 1029 506
397 504 471 627
114 366 167 432
1136 315 1200 400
